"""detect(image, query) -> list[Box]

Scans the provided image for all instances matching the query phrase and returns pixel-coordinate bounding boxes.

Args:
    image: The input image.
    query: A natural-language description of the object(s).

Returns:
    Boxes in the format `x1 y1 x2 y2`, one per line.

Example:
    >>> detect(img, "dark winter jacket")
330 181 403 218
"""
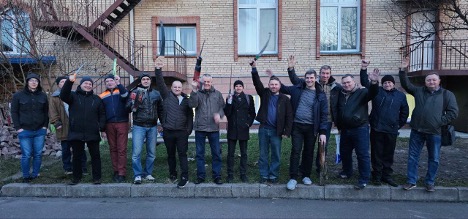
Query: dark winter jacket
224 92 256 140
288 69 342 123
280 68 328 135
60 79 106 141
189 86 225 132
126 86 163 127
360 70 409 134
154 68 193 134
335 74 379 130
251 67 293 137
11 74 49 131
99 84 129 123
399 70 458 135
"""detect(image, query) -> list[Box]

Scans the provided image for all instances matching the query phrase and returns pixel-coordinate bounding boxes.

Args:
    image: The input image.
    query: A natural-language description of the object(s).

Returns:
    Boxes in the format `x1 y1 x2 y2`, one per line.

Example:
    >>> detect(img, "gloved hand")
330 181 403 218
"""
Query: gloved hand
196 56 202 66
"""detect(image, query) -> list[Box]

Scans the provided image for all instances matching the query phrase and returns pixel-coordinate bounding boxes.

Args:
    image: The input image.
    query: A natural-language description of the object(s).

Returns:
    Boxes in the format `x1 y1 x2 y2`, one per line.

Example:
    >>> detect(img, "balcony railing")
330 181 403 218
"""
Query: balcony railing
406 39 468 72
133 40 188 73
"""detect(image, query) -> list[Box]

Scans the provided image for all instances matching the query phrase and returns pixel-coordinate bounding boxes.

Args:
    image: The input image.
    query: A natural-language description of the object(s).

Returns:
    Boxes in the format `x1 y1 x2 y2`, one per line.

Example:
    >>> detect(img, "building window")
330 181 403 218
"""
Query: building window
320 0 360 53
1 8 31 54
238 0 277 55
158 25 197 56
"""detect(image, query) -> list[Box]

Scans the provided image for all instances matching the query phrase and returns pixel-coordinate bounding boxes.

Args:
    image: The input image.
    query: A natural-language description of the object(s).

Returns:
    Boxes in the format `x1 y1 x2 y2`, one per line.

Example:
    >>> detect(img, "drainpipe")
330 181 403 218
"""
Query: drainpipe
129 8 135 83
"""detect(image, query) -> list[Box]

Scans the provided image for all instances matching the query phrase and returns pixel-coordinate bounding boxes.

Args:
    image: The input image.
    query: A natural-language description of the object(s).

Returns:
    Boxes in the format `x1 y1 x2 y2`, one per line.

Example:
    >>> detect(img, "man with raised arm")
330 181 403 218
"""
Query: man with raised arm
334 60 379 190
250 59 293 184
399 58 458 192
154 57 193 188
281 56 328 190
360 64 409 187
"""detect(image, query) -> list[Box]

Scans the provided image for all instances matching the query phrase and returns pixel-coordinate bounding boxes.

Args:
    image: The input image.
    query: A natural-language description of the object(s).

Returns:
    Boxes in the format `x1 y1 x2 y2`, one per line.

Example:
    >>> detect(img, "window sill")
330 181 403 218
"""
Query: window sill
237 54 278 58
319 52 362 56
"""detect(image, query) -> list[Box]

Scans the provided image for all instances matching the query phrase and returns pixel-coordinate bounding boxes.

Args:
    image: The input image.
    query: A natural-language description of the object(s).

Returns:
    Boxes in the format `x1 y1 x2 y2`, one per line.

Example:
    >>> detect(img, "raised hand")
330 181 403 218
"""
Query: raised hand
369 68 380 81
265 69 273 77
69 73 77 82
191 80 199 91
400 56 409 69
361 59 370 70
250 59 257 68
114 75 121 85
288 55 296 69
155 56 165 69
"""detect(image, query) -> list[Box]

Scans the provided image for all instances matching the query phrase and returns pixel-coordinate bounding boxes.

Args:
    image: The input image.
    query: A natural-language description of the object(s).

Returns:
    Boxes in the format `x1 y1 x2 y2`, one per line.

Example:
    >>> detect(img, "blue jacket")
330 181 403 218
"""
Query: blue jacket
99 84 129 123
361 70 409 134
280 68 328 135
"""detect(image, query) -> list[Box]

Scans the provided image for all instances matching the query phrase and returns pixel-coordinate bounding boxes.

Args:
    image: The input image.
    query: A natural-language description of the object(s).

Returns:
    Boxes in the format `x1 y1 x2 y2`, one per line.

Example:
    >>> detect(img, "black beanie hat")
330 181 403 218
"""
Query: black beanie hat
233 80 244 88
80 76 93 86
381 75 395 85
55 76 67 85
26 73 40 83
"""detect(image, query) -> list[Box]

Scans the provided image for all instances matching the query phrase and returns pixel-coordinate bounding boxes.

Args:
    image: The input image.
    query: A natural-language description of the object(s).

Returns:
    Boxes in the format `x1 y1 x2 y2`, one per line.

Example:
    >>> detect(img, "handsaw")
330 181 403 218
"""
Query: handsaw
160 21 165 57
250 32 271 66
193 40 206 82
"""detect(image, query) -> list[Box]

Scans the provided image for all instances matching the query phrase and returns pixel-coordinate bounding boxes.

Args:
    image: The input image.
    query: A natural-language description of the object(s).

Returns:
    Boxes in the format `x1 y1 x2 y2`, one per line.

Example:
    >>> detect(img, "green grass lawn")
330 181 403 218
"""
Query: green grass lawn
0 135 466 187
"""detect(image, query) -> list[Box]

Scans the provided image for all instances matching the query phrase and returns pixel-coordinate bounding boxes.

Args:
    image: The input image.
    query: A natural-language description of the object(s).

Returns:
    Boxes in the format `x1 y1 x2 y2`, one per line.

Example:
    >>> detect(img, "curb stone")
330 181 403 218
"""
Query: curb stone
2 183 467 202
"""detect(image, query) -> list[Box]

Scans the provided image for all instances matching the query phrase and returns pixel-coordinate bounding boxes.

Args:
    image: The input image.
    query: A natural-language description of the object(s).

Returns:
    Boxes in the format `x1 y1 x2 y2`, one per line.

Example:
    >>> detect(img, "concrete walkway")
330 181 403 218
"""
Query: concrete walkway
2 183 468 202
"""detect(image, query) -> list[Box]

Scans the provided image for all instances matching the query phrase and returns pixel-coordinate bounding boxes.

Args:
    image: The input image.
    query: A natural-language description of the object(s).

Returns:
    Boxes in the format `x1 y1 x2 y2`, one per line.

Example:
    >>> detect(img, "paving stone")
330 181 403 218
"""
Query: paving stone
260 184 324 199
67 183 130 197
194 183 232 198
391 186 458 202
231 184 260 198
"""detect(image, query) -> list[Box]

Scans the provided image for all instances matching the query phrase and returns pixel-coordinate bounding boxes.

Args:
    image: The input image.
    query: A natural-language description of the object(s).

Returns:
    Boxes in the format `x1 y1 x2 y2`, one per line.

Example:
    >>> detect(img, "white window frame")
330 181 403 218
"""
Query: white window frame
157 25 197 56
320 0 360 54
238 0 278 55
1 8 31 54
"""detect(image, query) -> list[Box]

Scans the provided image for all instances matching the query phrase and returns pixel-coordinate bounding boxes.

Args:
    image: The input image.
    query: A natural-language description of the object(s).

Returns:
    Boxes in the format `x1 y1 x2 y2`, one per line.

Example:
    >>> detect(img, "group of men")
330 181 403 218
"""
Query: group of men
10 55 458 191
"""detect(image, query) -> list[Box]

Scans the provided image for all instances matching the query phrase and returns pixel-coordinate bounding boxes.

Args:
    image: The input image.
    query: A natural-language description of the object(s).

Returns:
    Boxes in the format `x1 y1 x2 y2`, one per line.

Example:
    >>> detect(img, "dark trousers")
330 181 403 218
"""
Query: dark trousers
163 130 189 179
70 140 101 181
290 123 316 179
340 125 371 184
106 122 129 176
370 130 398 180
227 139 248 176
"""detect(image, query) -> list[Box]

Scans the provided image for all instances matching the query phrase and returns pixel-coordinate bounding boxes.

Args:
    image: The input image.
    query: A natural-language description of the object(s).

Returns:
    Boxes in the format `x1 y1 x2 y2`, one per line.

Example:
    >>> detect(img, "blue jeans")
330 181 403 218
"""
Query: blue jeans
340 125 371 184
407 129 441 186
132 125 157 177
18 129 46 178
258 127 282 180
195 131 222 179
61 140 88 172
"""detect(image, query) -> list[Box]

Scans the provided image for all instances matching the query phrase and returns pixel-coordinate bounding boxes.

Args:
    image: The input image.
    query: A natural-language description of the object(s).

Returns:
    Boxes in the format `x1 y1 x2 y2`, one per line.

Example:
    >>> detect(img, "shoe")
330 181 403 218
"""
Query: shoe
117 175 126 183
134 176 142 184
425 184 435 192
403 183 416 190
93 179 101 185
269 178 279 184
339 172 349 179
226 175 234 183
64 171 73 175
170 175 177 183
382 178 398 187
112 172 119 182
354 183 367 190
177 177 189 188
259 178 268 184
302 177 312 185
22 177 31 183
82 170 89 176
287 179 297 190
240 175 248 183
214 177 223 185
144 175 155 182
68 179 80 185
194 178 205 184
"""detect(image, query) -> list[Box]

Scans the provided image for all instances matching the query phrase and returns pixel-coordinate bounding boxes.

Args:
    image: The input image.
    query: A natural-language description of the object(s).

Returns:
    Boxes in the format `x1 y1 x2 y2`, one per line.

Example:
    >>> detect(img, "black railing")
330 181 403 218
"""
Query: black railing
405 39 468 71
133 40 187 73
